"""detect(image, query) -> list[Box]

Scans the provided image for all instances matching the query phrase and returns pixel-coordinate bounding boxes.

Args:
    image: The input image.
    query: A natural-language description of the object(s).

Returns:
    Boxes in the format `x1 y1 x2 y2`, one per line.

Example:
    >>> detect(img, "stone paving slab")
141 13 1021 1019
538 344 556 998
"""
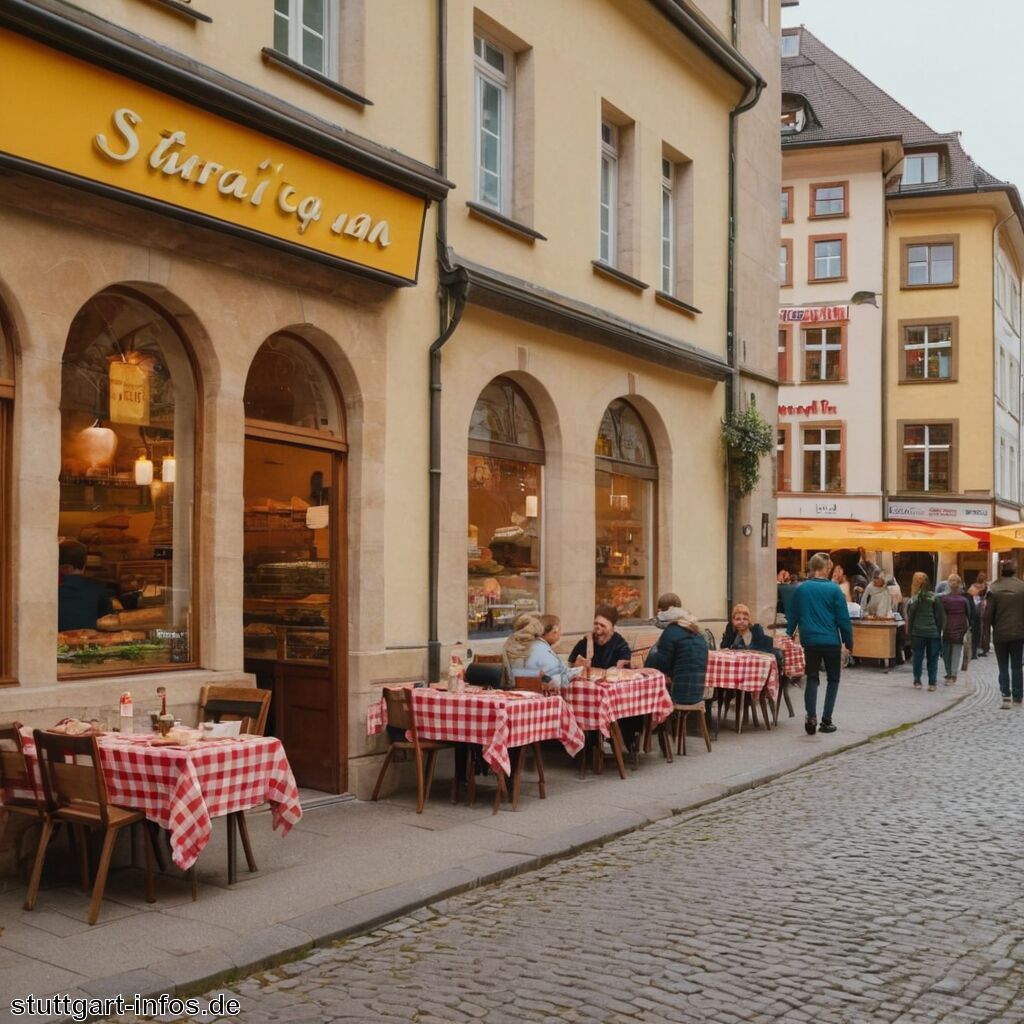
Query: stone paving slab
0 662 975 1022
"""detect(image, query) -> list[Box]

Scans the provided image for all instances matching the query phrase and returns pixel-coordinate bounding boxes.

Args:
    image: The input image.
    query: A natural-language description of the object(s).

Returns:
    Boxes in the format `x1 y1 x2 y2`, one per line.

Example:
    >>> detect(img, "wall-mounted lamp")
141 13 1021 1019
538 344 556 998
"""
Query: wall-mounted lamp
161 455 176 484
741 524 753 537
134 452 153 486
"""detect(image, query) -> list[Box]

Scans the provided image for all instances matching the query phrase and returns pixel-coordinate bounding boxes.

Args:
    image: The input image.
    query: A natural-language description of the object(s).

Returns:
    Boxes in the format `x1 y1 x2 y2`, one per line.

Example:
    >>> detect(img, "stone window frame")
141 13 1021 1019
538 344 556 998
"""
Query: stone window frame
807 233 847 284
898 316 959 384
897 419 958 494
900 234 960 290
808 180 849 220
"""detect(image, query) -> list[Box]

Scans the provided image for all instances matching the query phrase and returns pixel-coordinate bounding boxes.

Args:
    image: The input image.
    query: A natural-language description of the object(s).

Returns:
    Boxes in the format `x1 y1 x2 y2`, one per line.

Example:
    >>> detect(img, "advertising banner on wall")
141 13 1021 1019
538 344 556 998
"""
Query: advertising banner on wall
886 500 993 527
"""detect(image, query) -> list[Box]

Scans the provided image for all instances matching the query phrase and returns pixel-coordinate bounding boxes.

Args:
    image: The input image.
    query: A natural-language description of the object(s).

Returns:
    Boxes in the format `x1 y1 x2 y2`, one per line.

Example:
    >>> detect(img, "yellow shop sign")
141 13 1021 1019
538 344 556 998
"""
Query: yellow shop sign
0 30 427 282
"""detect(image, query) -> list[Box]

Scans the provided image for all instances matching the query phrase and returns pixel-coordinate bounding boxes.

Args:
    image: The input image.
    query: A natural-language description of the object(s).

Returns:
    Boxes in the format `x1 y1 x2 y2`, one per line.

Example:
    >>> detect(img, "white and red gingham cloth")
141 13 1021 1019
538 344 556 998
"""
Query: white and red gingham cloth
367 687 585 777
15 732 302 871
706 650 779 704
774 636 806 678
565 669 673 736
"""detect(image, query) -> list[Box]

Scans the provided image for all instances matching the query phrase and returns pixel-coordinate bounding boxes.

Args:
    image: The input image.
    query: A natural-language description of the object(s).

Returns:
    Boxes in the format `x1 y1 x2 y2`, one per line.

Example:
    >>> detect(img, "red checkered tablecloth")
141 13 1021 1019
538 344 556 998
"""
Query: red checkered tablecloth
367 687 585 777
706 650 779 704
774 636 806 677
15 733 302 871
565 669 673 736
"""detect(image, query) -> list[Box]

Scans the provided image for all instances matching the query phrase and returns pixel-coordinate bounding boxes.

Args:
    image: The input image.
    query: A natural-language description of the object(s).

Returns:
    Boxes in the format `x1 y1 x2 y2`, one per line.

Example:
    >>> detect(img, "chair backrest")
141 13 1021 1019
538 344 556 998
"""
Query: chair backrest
702 628 717 651
32 730 109 825
630 645 653 669
382 686 417 739
198 685 271 736
0 722 43 812
512 672 545 693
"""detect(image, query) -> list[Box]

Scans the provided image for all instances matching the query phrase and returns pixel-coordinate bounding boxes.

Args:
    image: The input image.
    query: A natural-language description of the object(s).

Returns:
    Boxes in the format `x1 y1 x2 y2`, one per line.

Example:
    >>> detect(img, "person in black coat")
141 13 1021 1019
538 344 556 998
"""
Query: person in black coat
645 592 708 705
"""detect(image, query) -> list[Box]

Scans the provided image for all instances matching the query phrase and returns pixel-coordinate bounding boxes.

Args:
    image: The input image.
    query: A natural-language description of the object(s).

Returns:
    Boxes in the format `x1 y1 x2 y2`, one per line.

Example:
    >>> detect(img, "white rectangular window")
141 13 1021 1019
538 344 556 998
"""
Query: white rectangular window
1012 279 1021 333
802 427 842 493
1011 358 1021 417
904 324 953 380
903 424 953 492
474 34 513 212
779 244 789 285
274 0 333 75
906 243 954 286
813 185 846 216
660 158 674 293
813 239 843 279
1012 445 1018 501
599 121 618 265
803 326 843 381
781 33 799 57
902 153 940 186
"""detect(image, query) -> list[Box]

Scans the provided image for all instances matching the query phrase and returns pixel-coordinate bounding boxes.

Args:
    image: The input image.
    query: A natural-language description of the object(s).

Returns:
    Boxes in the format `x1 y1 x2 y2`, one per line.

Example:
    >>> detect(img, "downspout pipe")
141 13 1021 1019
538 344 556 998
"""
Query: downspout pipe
427 0 469 683
725 57 764 616
879 152 903 525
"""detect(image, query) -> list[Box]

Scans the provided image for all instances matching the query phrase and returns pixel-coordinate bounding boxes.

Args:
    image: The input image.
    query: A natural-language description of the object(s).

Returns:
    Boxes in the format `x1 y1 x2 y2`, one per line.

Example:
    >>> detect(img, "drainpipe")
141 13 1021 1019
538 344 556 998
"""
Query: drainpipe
879 152 902 520
725 0 764 615
427 0 469 683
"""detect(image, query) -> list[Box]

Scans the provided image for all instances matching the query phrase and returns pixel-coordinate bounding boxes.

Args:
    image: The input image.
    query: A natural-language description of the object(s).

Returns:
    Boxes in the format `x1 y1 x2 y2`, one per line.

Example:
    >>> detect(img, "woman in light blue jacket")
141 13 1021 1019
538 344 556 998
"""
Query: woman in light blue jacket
523 614 579 689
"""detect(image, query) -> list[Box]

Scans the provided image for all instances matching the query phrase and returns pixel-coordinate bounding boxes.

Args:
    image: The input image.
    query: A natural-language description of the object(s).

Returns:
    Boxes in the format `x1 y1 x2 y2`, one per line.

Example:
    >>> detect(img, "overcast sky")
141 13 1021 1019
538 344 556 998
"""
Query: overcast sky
781 0 1024 192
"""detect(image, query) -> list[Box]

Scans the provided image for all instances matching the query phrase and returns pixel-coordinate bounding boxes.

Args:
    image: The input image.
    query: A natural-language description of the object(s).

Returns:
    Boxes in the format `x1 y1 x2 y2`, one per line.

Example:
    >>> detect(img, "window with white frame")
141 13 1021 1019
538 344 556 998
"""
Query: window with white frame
599 121 618 265
781 32 799 57
1012 444 1019 502
1011 357 1021 417
903 323 953 380
803 326 843 381
780 243 790 285
1000 349 1008 406
802 427 842 493
1001 437 1008 496
902 423 953 492
902 153 940 186
474 34 513 213
660 158 674 293
274 0 334 75
906 242 955 286
812 238 844 280
1012 278 1021 333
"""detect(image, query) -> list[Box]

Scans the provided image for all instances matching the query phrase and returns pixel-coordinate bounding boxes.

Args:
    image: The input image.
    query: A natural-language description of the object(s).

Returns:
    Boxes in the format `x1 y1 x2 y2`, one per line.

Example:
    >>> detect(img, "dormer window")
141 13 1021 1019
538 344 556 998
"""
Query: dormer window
781 94 807 134
903 152 941 186
781 31 799 57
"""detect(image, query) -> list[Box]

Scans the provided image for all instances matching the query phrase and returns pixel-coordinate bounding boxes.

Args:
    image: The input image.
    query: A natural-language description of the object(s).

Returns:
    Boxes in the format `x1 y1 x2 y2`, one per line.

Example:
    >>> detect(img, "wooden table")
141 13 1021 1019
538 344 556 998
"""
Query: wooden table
852 620 897 664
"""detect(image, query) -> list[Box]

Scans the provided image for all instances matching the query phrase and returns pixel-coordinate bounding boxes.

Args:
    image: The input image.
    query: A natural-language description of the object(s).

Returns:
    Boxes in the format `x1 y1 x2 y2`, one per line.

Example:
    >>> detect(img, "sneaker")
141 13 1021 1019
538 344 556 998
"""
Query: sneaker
913 681 922 689
946 677 956 685
804 715 817 735
819 719 837 733
1014 701 1023 709
1001 697 1012 710
928 684 936 692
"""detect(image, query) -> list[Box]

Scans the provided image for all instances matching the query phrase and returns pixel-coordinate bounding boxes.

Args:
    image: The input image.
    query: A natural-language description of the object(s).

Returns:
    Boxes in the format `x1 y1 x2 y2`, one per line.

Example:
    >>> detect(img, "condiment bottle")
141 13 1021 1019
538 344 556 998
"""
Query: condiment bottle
449 643 466 692
119 691 134 734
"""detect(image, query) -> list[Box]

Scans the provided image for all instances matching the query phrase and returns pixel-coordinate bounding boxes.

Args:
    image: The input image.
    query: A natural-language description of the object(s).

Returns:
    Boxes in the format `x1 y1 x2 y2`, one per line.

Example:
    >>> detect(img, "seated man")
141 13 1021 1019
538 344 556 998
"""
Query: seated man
58 540 113 632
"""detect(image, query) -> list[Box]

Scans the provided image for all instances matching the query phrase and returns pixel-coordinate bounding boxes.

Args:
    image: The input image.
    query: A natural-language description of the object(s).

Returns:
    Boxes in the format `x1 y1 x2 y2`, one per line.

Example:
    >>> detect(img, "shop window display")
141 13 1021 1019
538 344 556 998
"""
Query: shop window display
58 293 195 675
595 399 656 622
467 379 544 637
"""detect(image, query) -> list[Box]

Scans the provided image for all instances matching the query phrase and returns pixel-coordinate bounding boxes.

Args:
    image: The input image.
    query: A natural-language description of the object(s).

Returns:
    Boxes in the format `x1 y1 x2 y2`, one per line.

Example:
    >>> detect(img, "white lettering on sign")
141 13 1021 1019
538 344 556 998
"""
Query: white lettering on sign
93 108 391 248
778 398 838 417
778 305 850 323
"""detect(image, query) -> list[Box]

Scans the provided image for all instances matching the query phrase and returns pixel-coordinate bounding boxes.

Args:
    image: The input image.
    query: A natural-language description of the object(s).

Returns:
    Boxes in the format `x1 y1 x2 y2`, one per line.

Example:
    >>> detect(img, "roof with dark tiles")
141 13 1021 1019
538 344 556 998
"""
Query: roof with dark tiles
782 27 1016 201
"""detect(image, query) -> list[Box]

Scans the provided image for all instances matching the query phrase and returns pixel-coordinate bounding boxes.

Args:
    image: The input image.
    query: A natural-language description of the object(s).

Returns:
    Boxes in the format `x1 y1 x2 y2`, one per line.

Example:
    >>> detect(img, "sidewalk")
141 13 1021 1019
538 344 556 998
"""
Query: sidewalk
0 660 982 1020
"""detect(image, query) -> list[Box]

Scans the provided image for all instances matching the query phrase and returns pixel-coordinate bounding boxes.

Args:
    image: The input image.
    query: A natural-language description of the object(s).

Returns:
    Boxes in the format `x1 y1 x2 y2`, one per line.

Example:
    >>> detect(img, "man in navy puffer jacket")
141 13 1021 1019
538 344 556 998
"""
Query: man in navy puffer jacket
787 552 852 736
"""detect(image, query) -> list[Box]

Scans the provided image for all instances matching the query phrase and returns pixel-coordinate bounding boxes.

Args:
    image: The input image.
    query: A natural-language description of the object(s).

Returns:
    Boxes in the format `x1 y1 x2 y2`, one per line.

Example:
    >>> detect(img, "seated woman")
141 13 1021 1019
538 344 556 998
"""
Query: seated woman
645 592 708 706
522 614 579 690
569 605 632 670
721 602 785 678
501 613 545 687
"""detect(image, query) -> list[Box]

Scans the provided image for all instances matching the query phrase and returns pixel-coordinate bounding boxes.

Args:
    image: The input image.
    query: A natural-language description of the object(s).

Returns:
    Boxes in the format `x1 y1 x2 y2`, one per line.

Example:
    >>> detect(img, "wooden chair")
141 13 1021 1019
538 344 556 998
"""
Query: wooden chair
27 730 155 925
197 684 272 885
0 723 58 886
371 687 452 813
672 699 714 755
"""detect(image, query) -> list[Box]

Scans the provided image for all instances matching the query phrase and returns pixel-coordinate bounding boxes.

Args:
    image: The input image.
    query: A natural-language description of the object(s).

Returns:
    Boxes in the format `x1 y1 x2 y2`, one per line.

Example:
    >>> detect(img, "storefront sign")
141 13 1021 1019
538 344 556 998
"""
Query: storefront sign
0 31 427 282
778 305 849 323
109 360 150 426
886 501 993 527
778 399 838 417
779 497 880 521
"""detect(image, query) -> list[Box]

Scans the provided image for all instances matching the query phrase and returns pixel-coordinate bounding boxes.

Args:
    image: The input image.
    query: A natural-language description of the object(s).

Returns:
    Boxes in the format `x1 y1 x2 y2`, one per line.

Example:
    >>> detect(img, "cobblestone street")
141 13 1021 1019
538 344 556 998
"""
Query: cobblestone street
119 669 1024 1024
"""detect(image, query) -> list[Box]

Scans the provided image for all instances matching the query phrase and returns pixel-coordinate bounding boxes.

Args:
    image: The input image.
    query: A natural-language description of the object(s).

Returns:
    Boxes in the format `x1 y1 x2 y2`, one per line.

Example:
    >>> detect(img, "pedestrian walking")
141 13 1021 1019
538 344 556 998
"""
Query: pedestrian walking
786 551 852 736
983 561 1024 709
969 573 990 657
938 574 972 685
906 572 945 691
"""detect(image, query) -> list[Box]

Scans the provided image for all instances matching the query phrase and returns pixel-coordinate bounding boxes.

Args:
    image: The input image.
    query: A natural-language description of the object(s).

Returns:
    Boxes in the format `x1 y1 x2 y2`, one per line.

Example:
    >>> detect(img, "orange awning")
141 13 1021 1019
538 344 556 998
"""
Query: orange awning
777 518 981 553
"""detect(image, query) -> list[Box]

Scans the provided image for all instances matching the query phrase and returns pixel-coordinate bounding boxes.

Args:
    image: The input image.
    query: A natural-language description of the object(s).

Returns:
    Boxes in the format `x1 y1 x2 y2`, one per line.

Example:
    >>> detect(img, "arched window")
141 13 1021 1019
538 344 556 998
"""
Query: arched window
468 378 544 637
0 315 12 683
595 399 657 622
58 291 197 676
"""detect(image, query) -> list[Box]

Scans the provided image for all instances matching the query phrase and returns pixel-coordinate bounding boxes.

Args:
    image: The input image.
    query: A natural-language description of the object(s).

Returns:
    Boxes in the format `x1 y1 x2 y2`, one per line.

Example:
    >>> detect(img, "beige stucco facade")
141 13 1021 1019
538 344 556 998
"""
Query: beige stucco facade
0 0 780 799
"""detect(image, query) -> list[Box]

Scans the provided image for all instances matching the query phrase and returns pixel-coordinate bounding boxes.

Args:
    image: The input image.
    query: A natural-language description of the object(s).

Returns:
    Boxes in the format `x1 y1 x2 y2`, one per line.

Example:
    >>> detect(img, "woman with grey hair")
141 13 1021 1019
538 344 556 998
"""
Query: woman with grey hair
939 574 973 684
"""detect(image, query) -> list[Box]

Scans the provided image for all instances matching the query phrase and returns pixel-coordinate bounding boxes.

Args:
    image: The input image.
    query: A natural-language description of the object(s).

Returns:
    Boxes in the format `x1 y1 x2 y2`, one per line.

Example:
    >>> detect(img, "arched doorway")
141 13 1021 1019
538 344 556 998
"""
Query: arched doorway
57 290 197 676
467 377 545 637
594 399 657 622
0 312 12 682
243 333 347 793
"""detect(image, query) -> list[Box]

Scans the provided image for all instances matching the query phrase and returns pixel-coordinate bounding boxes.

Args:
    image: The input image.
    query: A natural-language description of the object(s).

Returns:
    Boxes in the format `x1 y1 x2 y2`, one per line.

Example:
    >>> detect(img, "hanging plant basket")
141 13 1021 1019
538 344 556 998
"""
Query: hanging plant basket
721 397 774 497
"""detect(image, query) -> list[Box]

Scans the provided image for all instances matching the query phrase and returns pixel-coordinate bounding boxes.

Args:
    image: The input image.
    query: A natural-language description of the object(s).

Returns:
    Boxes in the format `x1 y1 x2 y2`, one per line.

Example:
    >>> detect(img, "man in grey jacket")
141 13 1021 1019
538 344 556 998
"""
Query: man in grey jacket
984 561 1024 709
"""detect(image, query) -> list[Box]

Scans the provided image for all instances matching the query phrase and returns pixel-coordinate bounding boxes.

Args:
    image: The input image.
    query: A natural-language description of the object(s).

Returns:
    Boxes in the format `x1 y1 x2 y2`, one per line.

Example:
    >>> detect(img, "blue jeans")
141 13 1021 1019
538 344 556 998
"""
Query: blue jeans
941 641 964 680
803 645 842 721
994 640 1024 701
911 636 940 685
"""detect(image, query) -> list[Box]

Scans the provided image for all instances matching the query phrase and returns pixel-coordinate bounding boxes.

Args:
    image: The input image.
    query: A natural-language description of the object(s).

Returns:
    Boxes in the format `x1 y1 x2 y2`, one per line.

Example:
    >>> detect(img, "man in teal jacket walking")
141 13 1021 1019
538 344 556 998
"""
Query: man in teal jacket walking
787 551 853 735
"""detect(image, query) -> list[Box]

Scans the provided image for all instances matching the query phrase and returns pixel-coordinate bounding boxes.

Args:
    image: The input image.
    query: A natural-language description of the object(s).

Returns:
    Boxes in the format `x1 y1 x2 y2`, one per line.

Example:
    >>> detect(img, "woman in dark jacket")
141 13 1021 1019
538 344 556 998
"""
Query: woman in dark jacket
907 572 946 691
939 574 973 685
721 603 784 678
645 592 708 705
